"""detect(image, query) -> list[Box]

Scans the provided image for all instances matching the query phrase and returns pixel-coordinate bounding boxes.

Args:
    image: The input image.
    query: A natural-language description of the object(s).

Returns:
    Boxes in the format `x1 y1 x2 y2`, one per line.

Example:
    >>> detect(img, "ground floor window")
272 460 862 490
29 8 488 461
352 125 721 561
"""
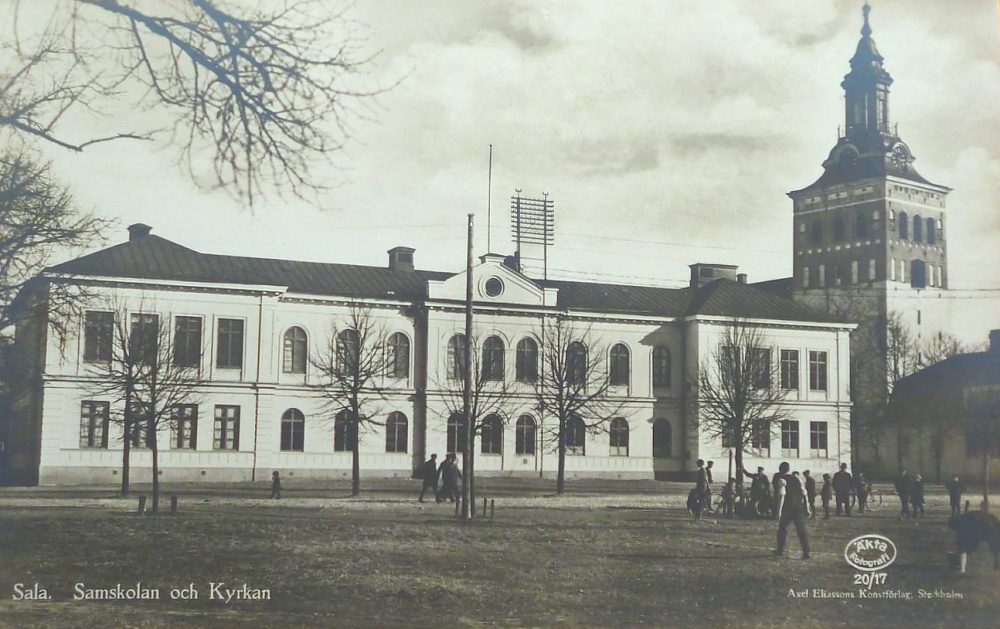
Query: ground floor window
386 412 408 453
809 421 828 458
80 401 110 449
447 413 467 454
652 419 671 458
214 405 240 450
515 415 536 455
781 420 799 458
566 415 586 455
481 415 503 455
280 408 305 452
609 418 629 457
334 411 355 452
173 404 198 450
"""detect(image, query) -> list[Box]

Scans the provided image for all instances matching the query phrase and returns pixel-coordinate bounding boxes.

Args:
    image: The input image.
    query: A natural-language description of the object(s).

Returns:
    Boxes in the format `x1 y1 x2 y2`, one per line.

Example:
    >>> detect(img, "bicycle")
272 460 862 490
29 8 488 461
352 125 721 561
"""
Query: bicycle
850 487 883 512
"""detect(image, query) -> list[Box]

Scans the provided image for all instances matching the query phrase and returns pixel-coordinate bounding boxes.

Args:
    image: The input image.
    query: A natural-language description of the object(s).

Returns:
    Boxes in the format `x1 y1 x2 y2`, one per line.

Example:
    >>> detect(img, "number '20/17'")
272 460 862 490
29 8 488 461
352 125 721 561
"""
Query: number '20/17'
853 572 888 589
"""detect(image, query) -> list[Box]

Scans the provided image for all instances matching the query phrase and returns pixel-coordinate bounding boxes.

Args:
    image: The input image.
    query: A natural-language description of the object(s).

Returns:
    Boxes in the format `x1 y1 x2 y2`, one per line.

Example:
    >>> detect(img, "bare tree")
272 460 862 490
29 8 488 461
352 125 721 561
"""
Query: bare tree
87 301 204 509
311 303 393 496
4 0 391 204
883 312 921 468
964 387 1000 513
0 149 111 337
436 332 513 514
696 318 792 500
532 317 628 495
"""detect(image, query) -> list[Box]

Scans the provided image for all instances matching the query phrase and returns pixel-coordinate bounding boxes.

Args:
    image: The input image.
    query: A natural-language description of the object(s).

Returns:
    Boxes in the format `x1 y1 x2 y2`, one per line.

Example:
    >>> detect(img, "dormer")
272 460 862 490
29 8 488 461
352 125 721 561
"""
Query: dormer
388 246 415 272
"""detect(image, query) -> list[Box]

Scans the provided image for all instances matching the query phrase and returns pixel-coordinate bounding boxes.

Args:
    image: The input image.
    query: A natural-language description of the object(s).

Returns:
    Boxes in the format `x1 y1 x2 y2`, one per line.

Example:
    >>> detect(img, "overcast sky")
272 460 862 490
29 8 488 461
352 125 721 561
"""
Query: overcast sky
19 0 1000 340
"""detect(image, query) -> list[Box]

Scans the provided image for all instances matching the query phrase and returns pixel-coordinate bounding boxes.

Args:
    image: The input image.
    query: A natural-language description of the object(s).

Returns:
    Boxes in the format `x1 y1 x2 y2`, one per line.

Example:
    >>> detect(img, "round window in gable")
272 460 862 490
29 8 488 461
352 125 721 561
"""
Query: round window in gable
484 277 504 298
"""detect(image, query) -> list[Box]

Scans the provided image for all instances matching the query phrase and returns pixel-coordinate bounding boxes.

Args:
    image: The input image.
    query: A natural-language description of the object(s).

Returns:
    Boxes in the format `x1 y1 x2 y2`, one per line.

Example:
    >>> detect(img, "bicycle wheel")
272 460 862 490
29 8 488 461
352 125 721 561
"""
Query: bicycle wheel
868 490 883 511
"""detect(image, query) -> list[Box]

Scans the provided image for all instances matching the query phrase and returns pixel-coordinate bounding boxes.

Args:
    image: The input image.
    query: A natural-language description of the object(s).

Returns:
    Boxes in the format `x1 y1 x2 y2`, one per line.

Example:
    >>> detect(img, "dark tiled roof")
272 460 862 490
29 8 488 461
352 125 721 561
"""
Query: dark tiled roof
46 235 451 300
792 154 940 193
46 236 842 324
895 352 1000 394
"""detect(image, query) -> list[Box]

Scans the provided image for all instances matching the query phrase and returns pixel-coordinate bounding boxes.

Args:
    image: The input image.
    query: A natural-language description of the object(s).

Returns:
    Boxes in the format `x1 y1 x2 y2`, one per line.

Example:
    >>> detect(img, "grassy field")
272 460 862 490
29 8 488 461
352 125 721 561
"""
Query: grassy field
1 478 998 629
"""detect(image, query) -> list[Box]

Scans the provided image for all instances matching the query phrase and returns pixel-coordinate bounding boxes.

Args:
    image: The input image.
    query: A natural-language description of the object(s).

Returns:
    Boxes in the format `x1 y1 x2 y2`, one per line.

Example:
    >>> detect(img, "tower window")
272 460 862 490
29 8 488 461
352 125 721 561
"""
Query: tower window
851 261 859 285
810 222 822 245
855 211 869 239
832 216 846 243
802 266 810 289
926 218 936 245
913 215 923 242
868 259 876 282
911 260 926 289
898 212 909 240
818 265 826 287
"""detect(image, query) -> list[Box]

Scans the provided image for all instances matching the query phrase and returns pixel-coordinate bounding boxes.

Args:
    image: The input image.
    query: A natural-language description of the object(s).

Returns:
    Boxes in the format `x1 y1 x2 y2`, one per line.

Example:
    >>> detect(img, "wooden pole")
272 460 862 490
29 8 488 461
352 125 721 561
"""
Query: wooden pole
461 214 474 521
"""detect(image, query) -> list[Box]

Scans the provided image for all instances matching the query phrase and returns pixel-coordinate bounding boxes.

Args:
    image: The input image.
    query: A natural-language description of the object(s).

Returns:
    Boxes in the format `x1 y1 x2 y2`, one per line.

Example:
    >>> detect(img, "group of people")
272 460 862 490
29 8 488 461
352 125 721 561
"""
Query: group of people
416 453 463 504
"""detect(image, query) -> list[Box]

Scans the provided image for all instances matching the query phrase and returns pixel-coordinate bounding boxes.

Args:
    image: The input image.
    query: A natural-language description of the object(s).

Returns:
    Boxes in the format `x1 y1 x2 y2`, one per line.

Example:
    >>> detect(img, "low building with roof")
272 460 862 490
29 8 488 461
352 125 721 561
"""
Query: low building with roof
4 225 854 485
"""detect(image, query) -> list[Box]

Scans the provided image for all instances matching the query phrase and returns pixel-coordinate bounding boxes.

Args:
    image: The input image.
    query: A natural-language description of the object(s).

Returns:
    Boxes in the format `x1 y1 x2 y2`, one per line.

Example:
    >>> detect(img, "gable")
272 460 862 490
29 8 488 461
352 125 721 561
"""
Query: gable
426 254 556 307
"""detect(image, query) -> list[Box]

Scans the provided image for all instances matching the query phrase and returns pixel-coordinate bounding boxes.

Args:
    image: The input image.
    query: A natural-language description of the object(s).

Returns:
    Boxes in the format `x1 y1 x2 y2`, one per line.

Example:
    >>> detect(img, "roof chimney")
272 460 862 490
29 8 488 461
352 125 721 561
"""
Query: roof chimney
737 273 748 284
388 246 415 272
128 223 152 241
688 263 739 288
990 329 1000 356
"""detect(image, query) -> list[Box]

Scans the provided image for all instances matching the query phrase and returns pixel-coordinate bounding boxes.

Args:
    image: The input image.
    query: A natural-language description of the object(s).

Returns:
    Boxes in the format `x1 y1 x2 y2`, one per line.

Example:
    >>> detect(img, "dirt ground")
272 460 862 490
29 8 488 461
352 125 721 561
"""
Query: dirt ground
1 478 998 629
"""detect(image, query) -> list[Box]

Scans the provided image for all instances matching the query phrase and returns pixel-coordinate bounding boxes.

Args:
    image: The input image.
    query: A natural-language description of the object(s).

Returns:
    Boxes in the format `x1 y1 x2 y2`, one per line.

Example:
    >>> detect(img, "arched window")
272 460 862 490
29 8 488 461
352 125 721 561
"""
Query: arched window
282 327 307 374
609 343 630 387
652 419 672 458
913 215 923 242
832 216 846 242
336 329 360 373
515 415 536 455
280 408 304 452
385 412 408 453
447 413 467 454
447 334 468 380
855 211 869 239
609 417 629 457
566 414 586 455
898 212 909 240
387 333 410 379
567 341 587 385
482 336 505 381
652 346 671 389
334 410 355 452
911 259 927 289
926 217 936 244
481 414 503 455
515 338 538 382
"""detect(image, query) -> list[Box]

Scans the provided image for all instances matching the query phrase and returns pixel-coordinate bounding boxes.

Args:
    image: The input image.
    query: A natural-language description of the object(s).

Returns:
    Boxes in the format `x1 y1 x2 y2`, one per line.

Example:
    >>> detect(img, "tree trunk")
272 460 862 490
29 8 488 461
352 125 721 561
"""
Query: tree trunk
983 450 991 513
121 390 132 496
150 424 159 513
469 441 476 518
351 415 360 497
556 416 566 495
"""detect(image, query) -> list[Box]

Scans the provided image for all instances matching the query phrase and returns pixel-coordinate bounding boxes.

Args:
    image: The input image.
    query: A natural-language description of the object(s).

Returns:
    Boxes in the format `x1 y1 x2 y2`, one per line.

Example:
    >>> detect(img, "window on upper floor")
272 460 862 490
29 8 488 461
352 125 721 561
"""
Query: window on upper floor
911 260 927 289
282 327 308 374
750 347 771 389
216 319 244 369
652 346 671 389
780 349 799 391
926 218 936 245
174 316 202 368
129 313 159 366
810 222 822 245
832 216 846 243
515 338 539 383
855 211 869 238
481 336 505 381
447 334 468 380
336 329 360 374
566 341 587 386
84 311 113 363
913 215 923 242
609 343 630 387
387 333 410 379
898 212 909 240
809 351 828 392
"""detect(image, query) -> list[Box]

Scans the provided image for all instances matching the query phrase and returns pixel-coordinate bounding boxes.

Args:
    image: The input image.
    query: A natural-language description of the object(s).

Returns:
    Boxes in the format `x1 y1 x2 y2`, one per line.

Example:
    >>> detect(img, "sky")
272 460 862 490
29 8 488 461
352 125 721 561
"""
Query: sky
11 0 1000 341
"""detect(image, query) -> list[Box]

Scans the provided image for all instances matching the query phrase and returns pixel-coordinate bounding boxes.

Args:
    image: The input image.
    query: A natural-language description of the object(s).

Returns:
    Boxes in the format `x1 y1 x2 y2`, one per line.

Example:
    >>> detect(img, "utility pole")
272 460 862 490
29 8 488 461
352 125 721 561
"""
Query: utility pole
462 214 474 520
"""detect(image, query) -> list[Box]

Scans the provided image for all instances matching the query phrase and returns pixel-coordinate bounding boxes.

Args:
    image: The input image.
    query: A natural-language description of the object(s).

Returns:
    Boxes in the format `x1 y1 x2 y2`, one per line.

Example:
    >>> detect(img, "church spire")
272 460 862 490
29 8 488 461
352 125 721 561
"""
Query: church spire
842 1 893 142
861 2 872 37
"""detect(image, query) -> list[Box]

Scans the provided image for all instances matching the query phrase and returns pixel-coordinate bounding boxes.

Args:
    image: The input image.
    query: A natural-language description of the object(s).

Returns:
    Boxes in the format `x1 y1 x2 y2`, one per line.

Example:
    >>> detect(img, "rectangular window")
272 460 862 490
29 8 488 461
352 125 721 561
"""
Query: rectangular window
818 264 826 287
899 259 906 283
927 264 935 287
129 313 160 365
781 420 799 457
868 259 876 282
84 311 113 363
810 421 829 458
129 402 153 449
809 351 828 392
780 349 799 390
851 260 859 285
79 401 110 448
891 259 897 281
174 316 202 368
216 319 244 369
173 404 198 449
213 405 240 450
802 266 810 289
750 422 770 453
750 348 771 389
834 265 842 287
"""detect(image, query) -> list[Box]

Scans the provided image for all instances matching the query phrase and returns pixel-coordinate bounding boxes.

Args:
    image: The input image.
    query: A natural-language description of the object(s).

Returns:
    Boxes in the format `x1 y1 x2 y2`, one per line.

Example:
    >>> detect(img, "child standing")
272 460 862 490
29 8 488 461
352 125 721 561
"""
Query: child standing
271 470 281 499
821 473 833 519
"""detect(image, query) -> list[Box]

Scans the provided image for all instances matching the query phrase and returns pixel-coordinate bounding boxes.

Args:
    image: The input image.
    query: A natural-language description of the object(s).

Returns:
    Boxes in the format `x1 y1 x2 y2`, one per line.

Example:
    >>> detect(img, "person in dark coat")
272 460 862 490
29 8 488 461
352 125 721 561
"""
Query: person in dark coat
911 474 926 518
773 462 811 559
832 463 853 516
742 466 771 518
803 470 817 519
704 461 716 513
821 473 833 519
948 509 1000 573
895 470 912 519
771 469 785 519
855 474 870 514
947 477 966 516
436 453 462 503
417 454 439 502
270 471 281 499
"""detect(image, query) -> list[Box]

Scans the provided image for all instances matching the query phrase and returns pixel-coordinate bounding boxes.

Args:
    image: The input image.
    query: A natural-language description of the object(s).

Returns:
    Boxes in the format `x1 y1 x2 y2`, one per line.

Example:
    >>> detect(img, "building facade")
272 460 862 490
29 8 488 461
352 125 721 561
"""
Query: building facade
5 226 853 485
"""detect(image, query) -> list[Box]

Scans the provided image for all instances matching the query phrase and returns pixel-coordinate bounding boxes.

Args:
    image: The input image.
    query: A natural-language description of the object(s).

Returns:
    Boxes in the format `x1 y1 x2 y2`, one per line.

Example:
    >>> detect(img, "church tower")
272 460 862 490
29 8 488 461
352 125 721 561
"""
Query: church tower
789 3 952 341
788 4 954 473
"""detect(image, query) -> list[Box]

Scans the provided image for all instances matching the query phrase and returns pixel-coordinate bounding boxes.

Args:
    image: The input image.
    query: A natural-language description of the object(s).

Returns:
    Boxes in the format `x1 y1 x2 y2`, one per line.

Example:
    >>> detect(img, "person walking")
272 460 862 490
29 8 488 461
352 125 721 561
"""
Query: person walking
803 470 817 519
947 476 966 516
693 459 710 521
704 461 716 513
437 454 461 503
832 463 853 516
270 471 281 500
771 469 785 520
895 470 912 519
911 474 926 518
774 462 811 559
821 473 833 519
417 454 439 503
